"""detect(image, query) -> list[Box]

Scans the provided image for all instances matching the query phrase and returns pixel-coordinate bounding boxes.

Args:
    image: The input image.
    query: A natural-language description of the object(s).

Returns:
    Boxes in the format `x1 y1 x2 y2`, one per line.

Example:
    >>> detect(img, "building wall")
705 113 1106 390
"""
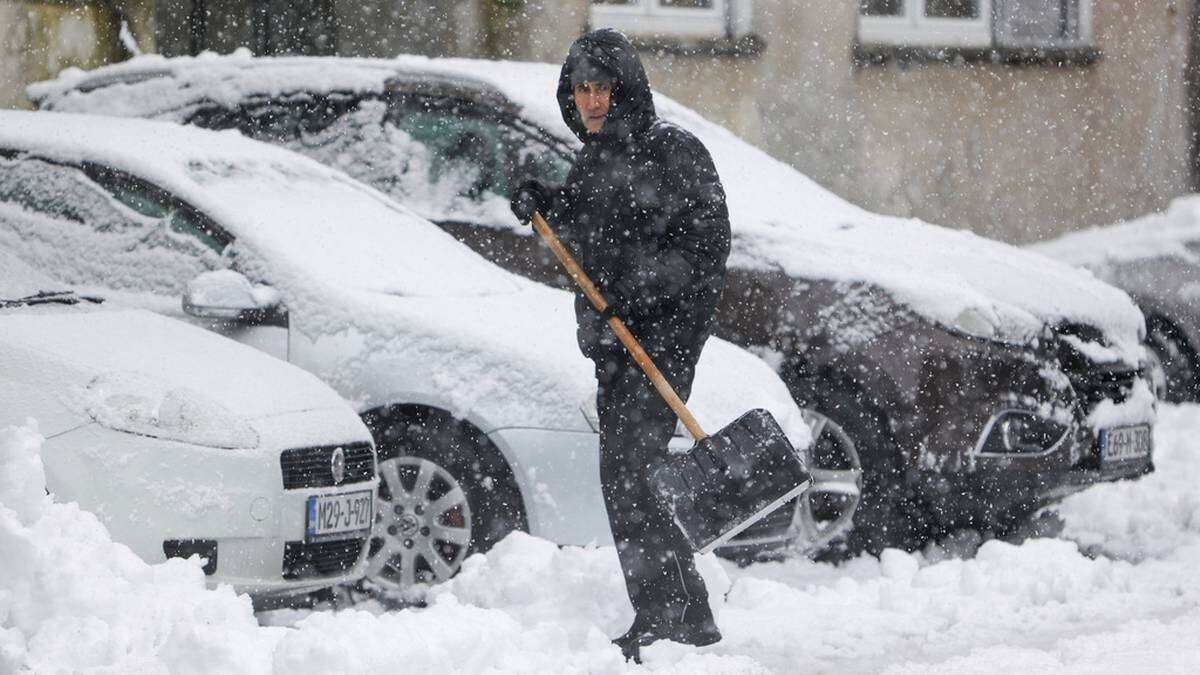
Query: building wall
1 0 155 110
633 1 1193 242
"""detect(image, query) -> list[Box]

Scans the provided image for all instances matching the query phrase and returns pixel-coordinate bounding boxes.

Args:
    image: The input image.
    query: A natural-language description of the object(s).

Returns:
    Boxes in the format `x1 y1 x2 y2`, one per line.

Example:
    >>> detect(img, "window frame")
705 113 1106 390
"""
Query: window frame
590 0 750 40
80 161 234 256
859 0 994 49
384 90 575 201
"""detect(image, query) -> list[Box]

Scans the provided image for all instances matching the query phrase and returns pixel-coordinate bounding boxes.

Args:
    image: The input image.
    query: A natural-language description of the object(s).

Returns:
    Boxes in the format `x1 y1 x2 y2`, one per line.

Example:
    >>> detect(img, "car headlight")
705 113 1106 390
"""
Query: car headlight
83 372 259 449
951 307 997 340
977 410 1070 455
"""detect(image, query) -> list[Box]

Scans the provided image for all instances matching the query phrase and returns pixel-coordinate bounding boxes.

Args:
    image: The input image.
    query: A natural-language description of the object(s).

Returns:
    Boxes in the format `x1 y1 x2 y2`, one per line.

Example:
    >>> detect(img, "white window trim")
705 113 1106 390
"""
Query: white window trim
591 0 746 40
859 0 994 49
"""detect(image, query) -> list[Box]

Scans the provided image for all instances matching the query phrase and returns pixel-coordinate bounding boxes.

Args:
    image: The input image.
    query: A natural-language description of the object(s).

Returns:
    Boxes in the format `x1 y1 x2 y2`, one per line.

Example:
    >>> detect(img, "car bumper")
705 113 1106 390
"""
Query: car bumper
42 416 377 600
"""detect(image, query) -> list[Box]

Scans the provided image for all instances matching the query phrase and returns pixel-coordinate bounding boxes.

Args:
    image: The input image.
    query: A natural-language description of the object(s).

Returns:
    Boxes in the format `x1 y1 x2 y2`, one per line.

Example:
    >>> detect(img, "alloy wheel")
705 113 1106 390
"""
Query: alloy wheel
366 456 473 590
792 410 863 554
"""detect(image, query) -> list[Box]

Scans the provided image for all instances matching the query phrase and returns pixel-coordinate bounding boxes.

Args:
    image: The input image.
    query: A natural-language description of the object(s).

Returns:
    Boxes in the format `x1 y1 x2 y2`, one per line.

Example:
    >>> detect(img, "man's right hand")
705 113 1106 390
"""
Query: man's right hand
510 180 552 223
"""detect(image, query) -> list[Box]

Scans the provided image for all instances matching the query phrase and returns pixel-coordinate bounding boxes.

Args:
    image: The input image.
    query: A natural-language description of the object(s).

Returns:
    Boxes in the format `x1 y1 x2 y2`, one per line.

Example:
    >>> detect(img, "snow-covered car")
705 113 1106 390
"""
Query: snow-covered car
1031 196 1200 404
30 53 1159 552
0 110 843 592
0 248 377 603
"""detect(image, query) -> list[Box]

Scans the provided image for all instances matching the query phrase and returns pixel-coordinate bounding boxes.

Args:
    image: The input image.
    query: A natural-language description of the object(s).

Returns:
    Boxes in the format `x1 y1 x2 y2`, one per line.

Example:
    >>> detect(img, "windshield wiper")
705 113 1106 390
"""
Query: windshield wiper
0 290 105 308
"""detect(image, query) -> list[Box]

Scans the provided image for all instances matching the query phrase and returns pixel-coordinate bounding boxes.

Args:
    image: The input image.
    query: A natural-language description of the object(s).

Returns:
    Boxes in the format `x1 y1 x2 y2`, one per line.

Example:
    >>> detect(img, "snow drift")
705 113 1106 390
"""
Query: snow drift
6 405 1200 673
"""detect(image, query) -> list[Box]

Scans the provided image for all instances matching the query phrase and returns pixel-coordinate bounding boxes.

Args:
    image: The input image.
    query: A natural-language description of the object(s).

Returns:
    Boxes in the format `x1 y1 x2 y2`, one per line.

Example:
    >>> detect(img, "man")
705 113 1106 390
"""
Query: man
509 28 732 662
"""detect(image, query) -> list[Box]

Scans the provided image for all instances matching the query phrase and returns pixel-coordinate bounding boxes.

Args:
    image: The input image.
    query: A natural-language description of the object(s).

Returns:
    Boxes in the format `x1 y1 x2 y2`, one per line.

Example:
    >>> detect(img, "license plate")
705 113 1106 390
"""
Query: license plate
1099 425 1152 463
306 490 373 541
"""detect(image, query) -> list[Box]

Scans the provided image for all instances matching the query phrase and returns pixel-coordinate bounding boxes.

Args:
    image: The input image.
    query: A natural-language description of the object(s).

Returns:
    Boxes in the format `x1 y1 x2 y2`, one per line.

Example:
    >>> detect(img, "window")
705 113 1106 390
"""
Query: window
590 0 753 40
0 155 227 294
385 94 573 205
858 0 1092 51
859 0 994 48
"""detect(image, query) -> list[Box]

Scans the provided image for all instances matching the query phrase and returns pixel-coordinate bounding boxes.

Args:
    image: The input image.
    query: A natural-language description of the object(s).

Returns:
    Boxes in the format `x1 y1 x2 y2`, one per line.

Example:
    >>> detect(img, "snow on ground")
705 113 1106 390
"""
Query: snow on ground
5 406 1200 673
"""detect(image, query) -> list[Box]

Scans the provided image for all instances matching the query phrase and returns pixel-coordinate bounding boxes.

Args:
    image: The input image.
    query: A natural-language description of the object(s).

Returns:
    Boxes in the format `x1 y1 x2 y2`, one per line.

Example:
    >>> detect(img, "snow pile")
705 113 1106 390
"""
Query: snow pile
1057 404 1200 561
1031 194 1200 268
0 421 278 673
8 406 1200 672
31 52 1146 357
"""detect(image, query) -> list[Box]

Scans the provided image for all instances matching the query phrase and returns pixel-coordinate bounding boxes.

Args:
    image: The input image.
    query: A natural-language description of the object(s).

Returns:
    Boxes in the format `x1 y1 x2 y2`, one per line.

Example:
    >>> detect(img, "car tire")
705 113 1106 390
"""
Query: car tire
803 376 934 556
360 406 527 593
1145 314 1199 403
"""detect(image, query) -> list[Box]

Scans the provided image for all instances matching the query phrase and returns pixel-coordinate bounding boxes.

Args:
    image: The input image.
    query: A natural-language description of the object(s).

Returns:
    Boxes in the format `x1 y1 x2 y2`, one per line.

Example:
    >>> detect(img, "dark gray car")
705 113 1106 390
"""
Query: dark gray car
34 54 1158 555
1032 197 1200 403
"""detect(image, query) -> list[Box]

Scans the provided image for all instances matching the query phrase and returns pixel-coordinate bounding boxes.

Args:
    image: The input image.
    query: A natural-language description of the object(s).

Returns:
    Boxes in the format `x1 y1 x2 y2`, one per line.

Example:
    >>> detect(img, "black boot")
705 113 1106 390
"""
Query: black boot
612 614 654 663
612 612 722 663
613 631 644 664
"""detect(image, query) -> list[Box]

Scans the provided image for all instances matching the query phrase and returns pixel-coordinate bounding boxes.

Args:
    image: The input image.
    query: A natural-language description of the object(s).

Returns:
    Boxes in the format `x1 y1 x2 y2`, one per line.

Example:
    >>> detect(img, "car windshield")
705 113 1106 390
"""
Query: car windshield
0 289 104 308
183 158 523 297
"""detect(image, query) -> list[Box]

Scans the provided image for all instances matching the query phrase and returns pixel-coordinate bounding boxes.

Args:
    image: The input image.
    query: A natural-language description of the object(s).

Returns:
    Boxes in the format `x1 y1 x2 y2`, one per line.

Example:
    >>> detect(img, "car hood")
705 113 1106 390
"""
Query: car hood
0 307 356 427
30 53 1146 357
288 278 811 446
1030 195 1200 269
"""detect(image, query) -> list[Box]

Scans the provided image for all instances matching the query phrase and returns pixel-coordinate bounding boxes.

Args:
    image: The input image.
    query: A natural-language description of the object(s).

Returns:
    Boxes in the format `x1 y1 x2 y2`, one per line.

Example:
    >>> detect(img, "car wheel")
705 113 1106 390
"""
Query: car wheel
792 410 863 554
1145 315 1199 403
361 407 526 594
807 378 934 556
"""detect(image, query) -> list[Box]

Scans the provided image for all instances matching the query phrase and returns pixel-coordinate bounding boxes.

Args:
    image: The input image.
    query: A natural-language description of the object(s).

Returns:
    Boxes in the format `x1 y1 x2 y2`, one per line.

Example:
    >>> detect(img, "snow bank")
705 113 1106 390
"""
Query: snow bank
1057 404 1200 561
7 405 1200 672
0 421 279 674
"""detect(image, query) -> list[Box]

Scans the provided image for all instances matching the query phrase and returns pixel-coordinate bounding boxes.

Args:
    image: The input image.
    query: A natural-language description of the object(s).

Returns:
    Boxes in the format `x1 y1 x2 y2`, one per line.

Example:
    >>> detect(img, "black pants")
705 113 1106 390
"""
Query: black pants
594 342 712 629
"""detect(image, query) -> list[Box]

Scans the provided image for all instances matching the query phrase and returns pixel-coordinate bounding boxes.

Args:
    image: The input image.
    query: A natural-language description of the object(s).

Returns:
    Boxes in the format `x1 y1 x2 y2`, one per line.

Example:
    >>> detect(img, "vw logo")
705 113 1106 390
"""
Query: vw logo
330 447 346 485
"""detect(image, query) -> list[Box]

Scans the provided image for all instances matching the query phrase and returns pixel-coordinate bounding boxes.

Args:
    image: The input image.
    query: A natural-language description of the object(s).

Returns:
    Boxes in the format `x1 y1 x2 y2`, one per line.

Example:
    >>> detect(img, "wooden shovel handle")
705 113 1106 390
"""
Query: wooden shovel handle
531 210 709 440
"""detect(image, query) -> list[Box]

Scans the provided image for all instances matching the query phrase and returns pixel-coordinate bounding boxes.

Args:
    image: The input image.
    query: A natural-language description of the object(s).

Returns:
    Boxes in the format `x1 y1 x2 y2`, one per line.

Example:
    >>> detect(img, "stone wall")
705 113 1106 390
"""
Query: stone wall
1 0 155 110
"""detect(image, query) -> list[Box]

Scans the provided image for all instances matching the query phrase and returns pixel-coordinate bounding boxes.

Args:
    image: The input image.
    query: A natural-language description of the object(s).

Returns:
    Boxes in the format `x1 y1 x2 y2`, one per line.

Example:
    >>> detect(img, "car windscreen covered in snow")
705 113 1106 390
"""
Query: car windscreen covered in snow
0 111 522 300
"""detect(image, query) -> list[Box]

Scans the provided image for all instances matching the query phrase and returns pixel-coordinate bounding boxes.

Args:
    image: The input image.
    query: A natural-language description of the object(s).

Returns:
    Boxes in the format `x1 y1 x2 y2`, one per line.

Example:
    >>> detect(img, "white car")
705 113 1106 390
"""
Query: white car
0 248 377 603
0 110 845 591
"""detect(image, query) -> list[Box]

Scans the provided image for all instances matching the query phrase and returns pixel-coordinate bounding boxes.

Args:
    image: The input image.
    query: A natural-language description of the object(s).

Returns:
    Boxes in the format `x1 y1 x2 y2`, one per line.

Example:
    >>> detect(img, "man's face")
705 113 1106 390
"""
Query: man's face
573 80 612 134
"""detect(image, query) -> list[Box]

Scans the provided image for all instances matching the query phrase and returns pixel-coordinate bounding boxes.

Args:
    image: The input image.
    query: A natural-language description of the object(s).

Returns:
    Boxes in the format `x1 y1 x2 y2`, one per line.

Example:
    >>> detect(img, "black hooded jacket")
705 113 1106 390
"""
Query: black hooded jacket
549 29 731 361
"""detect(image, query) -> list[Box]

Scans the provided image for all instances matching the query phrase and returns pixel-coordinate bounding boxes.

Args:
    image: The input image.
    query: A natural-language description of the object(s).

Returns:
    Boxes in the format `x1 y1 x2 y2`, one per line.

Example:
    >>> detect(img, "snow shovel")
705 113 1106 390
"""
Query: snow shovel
530 210 812 554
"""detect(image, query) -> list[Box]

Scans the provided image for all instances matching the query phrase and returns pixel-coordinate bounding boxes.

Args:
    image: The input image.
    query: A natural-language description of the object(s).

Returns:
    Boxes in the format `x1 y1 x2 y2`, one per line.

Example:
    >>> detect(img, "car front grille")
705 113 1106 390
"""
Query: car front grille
280 442 375 489
1066 365 1139 409
1052 324 1140 410
282 538 366 580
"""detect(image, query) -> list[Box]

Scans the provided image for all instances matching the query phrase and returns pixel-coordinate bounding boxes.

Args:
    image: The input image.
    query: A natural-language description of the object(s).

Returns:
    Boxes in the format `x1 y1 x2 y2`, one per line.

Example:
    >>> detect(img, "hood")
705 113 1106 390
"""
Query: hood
1031 195 1200 269
557 29 656 144
315 281 809 446
0 308 353 423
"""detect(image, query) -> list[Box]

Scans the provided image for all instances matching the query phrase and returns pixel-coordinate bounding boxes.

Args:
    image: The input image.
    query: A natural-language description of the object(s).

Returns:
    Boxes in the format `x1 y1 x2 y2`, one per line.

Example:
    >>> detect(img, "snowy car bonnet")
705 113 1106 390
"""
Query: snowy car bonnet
1030 195 1200 269
29 52 1146 360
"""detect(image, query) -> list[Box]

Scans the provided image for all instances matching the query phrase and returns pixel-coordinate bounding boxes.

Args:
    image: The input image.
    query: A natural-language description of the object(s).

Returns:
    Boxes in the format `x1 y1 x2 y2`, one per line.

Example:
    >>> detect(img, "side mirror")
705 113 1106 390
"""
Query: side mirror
183 270 286 327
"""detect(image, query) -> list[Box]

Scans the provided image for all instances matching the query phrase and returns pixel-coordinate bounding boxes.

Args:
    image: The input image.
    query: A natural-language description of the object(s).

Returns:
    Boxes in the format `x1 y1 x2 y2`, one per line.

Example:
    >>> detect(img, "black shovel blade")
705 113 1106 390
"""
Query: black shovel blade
650 408 812 554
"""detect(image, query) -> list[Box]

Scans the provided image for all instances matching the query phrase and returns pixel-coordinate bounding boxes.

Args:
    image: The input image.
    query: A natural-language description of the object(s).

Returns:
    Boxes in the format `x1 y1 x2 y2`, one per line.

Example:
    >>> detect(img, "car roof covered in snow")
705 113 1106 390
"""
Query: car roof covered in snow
1031 195 1200 268
32 51 1145 354
0 109 811 440
0 108 524 300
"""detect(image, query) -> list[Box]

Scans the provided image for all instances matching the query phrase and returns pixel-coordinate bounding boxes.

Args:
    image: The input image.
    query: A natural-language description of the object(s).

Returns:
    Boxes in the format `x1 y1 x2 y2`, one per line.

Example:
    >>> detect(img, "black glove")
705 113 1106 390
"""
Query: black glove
510 179 552 223
602 276 638 320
